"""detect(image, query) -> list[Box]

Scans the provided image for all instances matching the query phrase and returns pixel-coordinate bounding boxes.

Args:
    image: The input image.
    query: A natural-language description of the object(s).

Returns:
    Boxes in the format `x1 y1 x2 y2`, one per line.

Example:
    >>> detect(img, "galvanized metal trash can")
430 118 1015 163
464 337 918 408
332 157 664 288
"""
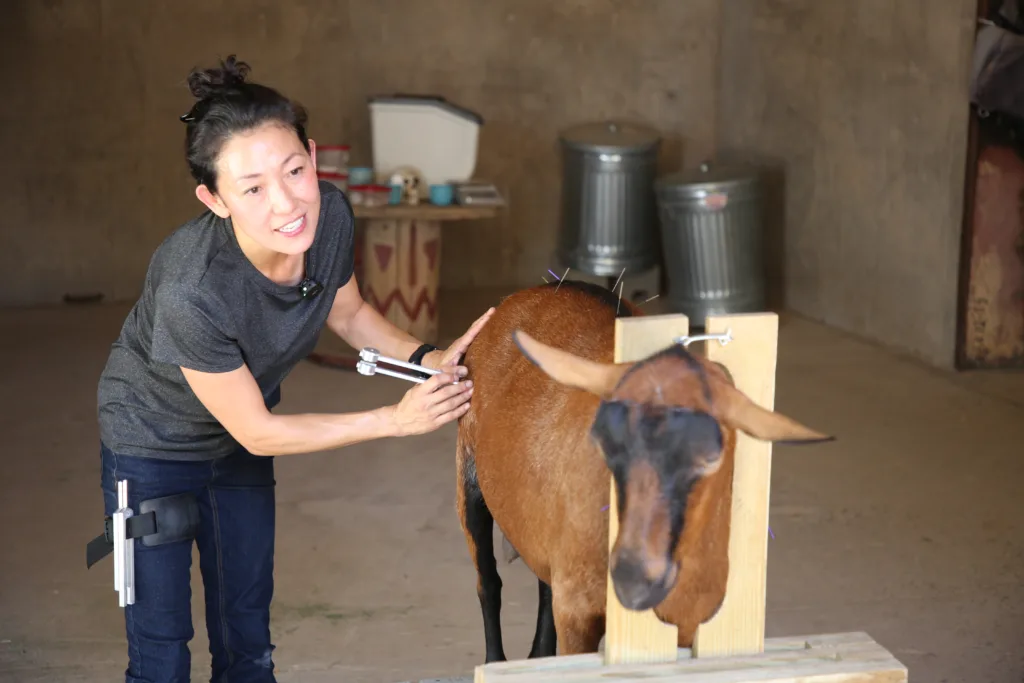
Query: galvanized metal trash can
557 121 661 277
655 161 766 322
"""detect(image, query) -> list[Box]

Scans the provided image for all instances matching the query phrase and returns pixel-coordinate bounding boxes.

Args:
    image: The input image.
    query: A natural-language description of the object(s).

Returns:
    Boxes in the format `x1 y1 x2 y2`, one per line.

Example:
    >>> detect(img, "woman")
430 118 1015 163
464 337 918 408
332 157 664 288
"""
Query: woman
95 55 493 683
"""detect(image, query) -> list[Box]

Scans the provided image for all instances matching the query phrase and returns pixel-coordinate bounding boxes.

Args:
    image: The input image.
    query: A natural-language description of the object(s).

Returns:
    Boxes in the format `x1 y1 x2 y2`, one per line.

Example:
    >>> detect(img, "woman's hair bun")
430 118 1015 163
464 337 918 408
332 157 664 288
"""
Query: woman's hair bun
187 54 250 100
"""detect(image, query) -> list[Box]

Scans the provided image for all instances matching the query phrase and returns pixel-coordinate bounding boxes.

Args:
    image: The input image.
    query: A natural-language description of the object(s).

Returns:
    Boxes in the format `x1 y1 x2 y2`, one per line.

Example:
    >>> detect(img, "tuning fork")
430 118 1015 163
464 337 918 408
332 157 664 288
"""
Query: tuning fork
356 347 448 384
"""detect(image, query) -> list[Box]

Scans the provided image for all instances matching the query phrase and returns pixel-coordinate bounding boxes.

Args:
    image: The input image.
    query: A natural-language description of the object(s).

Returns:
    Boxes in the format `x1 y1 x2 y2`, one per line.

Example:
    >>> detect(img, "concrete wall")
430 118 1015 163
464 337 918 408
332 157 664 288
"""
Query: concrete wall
0 0 354 305
0 0 719 304
716 1 978 368
344 1 721 291
0 1 978 367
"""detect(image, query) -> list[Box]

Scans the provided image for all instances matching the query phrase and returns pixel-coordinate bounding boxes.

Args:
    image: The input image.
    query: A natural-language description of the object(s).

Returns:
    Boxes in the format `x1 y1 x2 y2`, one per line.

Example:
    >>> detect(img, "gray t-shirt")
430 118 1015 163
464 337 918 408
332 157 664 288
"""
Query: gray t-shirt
97 179 355 460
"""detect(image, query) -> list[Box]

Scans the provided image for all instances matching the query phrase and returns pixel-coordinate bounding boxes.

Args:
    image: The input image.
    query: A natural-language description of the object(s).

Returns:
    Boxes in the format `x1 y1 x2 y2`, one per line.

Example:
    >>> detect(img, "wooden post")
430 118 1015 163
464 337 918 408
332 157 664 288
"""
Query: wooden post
603 314 690 665
692 313 779 657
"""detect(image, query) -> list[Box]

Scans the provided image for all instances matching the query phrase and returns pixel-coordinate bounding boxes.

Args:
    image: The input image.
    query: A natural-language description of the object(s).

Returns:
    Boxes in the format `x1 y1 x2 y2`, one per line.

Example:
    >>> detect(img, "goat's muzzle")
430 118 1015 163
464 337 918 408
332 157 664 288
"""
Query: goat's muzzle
609 551 679 611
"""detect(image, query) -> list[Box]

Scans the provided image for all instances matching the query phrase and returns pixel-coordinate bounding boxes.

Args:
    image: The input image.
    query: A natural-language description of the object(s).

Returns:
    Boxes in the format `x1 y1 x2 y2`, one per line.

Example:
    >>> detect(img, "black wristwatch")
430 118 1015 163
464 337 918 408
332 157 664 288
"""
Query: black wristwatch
408 343 438 367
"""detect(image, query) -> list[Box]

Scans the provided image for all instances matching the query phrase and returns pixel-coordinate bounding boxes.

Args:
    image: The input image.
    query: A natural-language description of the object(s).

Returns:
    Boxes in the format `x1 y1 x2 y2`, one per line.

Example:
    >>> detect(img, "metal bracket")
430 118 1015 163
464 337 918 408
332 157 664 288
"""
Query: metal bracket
674 328 734 348
112 480 135 607
356 347 447 384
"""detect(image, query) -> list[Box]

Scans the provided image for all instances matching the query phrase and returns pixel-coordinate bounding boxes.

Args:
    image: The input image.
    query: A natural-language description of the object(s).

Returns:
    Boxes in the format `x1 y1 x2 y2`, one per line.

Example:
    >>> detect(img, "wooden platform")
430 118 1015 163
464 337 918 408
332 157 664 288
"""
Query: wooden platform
475 632 907 683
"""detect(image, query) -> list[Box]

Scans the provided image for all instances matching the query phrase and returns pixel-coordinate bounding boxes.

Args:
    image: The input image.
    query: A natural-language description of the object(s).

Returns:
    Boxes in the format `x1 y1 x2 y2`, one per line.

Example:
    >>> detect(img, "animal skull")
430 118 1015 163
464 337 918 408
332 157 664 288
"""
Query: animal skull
389 166 424 206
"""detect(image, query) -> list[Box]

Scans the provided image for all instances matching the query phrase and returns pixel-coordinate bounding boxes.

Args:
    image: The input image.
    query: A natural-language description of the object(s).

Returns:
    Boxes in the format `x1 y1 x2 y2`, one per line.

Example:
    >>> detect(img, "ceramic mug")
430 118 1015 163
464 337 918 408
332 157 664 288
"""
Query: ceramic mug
348 167 374 185
429 183 454 206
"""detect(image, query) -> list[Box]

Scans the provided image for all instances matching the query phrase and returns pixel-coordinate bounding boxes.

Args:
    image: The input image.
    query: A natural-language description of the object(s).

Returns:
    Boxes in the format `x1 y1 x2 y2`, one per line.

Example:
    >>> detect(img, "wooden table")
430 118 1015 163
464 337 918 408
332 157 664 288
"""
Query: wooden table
352 203 499 344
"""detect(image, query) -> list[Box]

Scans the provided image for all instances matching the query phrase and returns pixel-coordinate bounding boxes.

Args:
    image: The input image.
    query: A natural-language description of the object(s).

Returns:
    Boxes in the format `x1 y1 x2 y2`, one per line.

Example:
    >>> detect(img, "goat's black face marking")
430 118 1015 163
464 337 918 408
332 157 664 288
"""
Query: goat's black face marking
591 399 724 552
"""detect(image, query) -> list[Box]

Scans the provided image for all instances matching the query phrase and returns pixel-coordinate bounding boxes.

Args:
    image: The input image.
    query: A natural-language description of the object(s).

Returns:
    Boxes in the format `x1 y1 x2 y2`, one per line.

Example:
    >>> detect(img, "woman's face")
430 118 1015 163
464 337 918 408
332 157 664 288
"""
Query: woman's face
197 122 321 261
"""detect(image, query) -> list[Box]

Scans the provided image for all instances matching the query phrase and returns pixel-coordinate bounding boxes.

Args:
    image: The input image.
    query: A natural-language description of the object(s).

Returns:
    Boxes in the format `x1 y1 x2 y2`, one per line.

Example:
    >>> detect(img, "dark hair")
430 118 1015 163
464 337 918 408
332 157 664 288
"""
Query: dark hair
181 55 310 191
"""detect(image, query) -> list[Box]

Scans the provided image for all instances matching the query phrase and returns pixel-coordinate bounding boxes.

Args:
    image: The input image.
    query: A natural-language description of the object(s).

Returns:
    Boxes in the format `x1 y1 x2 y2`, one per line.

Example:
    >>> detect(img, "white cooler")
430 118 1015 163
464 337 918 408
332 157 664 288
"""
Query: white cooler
368 95 483 186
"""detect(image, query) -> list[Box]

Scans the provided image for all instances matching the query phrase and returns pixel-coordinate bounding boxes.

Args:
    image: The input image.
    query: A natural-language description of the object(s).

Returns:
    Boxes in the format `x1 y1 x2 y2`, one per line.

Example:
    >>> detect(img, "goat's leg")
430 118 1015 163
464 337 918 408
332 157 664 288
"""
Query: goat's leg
551 586 605 655
457 451 506 663
527 578 557 658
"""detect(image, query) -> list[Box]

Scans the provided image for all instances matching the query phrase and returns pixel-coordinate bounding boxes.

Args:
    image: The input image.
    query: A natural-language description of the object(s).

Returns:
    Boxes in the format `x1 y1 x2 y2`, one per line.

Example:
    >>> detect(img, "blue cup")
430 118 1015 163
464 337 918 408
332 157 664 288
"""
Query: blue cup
429 183 453 206
349 167 374 185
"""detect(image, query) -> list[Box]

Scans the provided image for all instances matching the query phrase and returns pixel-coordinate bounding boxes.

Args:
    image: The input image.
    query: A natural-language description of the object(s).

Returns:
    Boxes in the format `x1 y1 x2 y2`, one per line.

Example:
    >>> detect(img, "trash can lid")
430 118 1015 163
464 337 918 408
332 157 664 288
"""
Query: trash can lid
560 121 661 154
656 160 759 194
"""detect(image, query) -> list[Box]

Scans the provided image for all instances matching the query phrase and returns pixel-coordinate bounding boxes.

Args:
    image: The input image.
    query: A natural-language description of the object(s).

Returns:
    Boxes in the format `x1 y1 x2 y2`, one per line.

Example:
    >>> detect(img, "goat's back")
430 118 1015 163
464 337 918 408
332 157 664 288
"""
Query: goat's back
458 281 635 586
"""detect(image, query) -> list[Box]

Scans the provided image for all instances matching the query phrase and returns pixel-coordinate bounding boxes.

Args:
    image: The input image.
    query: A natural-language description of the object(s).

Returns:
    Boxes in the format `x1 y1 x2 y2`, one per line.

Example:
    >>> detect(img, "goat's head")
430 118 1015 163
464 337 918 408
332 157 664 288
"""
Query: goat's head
512 329 832 611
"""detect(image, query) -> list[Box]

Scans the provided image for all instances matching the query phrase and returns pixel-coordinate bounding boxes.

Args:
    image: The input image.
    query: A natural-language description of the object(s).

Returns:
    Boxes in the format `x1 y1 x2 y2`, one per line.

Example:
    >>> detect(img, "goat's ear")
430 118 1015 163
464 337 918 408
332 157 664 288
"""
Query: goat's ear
717 383 834 445
512 330 629 397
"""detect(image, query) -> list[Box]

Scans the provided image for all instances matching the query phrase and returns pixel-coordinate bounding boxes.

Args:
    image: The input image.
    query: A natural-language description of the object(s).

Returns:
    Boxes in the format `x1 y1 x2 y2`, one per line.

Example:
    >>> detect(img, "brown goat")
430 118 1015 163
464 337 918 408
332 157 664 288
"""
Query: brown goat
455 280 831 662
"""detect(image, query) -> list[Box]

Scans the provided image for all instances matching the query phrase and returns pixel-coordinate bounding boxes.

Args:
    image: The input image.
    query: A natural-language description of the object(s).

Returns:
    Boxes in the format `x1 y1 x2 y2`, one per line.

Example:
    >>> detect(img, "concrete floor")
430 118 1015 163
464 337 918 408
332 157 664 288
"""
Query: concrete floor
0 287 1022 683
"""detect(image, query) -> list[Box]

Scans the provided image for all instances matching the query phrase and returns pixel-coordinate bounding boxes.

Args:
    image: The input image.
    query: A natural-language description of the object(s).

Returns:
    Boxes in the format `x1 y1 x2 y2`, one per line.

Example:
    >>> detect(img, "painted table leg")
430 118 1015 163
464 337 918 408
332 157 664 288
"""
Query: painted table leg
361 217 442 344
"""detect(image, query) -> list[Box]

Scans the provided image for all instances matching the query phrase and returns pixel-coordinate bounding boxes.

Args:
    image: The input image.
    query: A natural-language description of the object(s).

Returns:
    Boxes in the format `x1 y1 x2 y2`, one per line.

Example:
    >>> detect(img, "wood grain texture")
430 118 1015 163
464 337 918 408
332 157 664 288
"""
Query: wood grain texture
602 314 690 665
475 632 907 682
692 313 778 657
961 145 1024 368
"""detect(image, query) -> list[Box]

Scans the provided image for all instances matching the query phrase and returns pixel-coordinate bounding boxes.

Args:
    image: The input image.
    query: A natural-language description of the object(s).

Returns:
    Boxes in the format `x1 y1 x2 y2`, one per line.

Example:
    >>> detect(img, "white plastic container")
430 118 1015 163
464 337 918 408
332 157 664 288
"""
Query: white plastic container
368 95 482 186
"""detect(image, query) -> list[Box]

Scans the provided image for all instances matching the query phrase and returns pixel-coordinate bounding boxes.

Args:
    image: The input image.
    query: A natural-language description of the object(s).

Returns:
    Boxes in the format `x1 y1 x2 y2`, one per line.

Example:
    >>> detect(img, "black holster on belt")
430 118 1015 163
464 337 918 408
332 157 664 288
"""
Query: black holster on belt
85 492 200 569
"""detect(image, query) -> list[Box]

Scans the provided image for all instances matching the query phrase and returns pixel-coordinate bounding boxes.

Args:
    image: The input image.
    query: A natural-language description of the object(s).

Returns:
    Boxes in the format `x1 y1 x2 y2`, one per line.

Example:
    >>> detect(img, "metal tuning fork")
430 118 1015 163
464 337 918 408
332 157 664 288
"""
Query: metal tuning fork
357 347 447 384
112 479 135 607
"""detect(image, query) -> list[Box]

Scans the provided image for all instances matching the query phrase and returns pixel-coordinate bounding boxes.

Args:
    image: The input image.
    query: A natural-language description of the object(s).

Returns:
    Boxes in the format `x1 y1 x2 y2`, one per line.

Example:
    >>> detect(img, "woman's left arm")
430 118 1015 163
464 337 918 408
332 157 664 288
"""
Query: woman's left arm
325 277 495 372
325 278 422 362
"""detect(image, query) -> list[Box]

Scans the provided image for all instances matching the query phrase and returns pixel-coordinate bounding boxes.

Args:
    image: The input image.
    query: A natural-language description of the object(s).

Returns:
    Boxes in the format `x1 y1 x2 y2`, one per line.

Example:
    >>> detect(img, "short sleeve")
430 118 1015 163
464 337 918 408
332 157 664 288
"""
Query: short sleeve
336 208 355 288
150 283 244 373
319 181 355 290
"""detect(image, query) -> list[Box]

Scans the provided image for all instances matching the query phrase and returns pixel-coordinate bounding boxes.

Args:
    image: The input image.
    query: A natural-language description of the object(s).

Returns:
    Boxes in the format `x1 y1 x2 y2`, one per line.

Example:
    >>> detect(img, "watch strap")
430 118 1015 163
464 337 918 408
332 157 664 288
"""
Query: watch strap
408 343 438 367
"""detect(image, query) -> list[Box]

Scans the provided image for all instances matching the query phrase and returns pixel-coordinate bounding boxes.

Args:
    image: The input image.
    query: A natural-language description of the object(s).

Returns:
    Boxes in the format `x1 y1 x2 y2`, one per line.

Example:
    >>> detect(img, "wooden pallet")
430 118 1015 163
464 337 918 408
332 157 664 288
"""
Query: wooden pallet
474 312 908 683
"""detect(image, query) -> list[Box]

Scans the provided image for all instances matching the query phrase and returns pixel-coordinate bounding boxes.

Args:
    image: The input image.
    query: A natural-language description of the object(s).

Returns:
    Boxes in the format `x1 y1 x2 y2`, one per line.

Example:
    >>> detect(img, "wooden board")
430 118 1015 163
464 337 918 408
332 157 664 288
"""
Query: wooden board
352 203 499 221
959 144 1024 368
474 632 907 682
692 313 779 657
603 315 691 665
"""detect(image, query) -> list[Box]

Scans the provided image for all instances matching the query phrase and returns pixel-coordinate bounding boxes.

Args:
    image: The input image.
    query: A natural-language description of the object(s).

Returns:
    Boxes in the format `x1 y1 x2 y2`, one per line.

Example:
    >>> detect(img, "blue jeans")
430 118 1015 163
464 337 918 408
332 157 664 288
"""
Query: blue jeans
100 442 277 683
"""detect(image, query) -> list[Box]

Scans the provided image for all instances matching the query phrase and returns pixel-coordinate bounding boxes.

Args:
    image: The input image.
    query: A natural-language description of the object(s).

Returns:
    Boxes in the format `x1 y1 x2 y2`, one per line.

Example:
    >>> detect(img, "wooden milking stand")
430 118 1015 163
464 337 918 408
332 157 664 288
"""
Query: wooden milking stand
475 312 908 682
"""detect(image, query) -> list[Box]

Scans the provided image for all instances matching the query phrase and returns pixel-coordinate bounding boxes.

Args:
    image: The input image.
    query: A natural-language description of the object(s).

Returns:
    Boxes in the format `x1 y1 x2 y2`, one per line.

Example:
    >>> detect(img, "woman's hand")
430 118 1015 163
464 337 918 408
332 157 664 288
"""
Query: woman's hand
388 372 474 436
423 307 496 376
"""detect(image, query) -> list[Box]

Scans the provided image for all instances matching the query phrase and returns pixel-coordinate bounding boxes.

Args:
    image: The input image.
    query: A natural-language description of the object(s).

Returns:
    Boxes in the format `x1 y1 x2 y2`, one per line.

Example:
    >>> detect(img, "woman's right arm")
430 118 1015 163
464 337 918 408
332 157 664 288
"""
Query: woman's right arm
180 362 473 456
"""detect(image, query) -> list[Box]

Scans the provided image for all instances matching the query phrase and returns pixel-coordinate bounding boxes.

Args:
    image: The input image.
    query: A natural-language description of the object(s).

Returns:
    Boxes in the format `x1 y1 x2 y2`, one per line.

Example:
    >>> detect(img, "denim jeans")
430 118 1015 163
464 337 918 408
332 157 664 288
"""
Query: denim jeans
100 442 277 683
